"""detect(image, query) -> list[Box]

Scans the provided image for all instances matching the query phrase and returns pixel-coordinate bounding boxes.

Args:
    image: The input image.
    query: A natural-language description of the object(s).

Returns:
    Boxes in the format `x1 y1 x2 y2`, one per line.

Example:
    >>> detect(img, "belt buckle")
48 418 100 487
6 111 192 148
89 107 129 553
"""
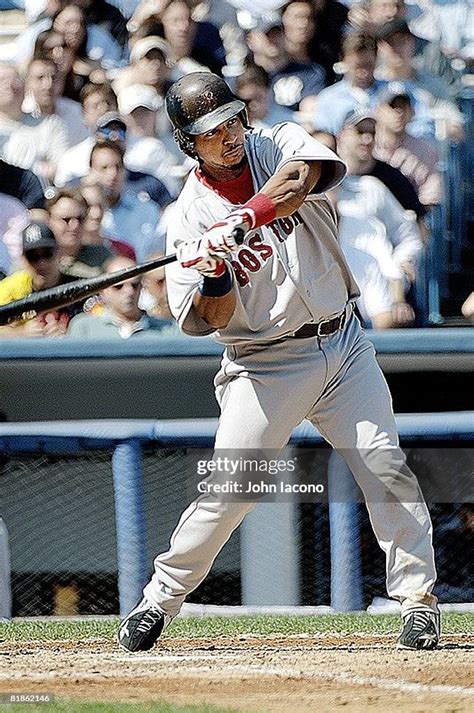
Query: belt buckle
317 308 346 337
316 318 331 337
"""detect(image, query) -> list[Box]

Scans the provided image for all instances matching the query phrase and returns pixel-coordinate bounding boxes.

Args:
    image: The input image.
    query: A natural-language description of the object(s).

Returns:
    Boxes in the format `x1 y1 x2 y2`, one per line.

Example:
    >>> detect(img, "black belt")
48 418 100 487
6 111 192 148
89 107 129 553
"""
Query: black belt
292 306 350 339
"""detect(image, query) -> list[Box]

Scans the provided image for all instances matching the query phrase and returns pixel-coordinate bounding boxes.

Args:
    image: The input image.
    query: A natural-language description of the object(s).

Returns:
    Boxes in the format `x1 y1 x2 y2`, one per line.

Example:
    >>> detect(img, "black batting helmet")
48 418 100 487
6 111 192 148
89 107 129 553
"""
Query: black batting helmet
165 72 248 158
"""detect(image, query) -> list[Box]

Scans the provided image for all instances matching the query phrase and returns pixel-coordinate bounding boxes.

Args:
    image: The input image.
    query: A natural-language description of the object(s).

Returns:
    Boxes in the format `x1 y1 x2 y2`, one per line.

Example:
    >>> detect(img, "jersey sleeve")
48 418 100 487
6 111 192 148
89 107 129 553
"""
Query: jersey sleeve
165 193 217 337
255 122 347 193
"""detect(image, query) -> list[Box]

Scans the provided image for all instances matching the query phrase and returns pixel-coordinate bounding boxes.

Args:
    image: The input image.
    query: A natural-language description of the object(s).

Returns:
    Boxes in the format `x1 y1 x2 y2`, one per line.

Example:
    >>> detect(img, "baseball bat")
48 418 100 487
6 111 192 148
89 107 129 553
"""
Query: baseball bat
0 228 245 326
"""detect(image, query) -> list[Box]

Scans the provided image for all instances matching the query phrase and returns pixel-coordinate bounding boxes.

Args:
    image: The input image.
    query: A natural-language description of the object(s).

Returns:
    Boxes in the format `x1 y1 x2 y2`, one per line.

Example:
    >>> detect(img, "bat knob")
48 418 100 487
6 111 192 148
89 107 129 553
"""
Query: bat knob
232 227 245 245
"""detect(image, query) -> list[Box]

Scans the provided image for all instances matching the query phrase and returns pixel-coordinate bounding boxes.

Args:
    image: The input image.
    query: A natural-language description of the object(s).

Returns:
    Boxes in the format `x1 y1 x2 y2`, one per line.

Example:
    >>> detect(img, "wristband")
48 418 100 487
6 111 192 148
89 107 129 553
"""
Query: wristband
241 193 277 229
199 266 232 297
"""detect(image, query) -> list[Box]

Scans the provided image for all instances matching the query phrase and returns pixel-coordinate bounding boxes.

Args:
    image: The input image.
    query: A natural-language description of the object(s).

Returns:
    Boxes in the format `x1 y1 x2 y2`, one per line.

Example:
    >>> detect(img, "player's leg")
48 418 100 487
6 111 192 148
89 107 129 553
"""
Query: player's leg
307 316 439 649
119 340 329 650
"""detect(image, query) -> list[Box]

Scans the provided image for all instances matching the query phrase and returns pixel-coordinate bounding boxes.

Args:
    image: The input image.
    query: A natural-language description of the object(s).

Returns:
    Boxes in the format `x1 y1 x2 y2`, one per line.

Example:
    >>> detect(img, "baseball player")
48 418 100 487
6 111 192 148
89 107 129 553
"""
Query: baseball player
118 73 439 651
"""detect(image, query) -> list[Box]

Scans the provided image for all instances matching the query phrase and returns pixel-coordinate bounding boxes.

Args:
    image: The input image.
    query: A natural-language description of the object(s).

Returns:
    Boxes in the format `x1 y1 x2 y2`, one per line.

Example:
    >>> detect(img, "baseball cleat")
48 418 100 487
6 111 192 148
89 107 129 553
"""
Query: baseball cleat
117 597 173 651
396 610 440 650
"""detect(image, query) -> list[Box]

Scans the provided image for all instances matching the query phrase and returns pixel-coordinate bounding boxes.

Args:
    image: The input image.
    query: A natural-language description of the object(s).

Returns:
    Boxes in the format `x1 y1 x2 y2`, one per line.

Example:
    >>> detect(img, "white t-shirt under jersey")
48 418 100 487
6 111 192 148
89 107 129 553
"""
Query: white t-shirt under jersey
165 122 360 346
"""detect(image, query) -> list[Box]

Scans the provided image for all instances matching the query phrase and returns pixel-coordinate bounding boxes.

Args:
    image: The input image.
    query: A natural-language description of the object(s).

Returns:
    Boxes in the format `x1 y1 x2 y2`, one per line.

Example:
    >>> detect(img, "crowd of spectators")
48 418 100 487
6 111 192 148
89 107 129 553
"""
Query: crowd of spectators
0 0 472 338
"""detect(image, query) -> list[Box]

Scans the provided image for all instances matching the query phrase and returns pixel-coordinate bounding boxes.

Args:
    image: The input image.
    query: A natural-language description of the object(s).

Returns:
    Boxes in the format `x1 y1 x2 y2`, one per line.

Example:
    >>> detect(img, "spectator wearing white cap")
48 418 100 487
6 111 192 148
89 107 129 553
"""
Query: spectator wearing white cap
117 83 180 196
54 83 119 186
113 35 172 96
54 110 173 208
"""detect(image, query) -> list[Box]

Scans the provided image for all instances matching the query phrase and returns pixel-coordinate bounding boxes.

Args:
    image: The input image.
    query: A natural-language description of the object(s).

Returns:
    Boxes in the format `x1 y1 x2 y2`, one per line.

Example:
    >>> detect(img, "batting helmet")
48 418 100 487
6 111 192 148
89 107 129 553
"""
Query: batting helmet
165 72 248 157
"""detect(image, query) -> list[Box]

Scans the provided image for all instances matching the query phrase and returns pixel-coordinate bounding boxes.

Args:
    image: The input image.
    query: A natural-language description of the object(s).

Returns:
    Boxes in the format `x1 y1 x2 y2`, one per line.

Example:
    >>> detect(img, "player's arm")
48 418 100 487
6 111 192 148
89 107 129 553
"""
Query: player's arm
193 287 236 329
256 160 322 218
176 238 236 329
177 161 322 330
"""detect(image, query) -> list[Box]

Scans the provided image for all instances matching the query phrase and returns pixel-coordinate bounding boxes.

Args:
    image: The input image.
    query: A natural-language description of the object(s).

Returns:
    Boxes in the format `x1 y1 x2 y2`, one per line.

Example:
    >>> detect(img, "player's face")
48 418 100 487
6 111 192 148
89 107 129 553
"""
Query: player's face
194 117 246 174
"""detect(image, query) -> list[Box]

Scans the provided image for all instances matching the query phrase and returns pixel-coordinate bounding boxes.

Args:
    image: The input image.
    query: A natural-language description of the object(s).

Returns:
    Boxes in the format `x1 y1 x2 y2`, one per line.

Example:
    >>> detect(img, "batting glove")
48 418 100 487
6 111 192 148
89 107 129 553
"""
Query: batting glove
203 211 252 258
177 237 227 278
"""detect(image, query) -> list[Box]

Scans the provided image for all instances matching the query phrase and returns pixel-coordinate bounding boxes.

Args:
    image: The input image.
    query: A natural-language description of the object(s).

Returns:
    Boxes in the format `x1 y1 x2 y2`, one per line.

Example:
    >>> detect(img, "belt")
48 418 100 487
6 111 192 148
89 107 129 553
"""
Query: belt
292 305 351 339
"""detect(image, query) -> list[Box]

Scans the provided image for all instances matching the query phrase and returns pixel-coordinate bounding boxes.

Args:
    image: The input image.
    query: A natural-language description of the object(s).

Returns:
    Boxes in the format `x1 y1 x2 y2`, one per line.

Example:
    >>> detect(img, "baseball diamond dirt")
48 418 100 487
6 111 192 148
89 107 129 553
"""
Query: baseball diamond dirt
0 616 472 712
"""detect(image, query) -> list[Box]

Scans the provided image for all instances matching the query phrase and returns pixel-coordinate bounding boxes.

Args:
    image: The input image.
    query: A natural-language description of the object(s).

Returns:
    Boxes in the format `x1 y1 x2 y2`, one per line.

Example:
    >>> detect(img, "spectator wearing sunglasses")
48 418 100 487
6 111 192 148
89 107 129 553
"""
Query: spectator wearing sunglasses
67 255 179 339
46 187 114 278
0 221 84 338
54 108 173 209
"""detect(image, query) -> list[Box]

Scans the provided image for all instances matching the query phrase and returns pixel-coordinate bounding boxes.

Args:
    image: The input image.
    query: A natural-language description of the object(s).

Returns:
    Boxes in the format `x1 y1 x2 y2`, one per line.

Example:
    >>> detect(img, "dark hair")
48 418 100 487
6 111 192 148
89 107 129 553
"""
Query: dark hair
33 29 66 59
131 14 165 41
52 2 88 58
79 82 117 109
342 32 377 57
89 140 126 167
281 0 316 20
45 187 88 213
235 63 270 92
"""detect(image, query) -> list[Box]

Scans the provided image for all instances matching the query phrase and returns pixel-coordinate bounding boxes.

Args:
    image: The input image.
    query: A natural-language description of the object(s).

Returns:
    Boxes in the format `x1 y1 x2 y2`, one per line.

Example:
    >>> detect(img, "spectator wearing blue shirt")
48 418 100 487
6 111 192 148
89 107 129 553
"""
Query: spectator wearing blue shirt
67 256 179 340
312 32 385 135
88 141 165 262
373 18 464 139
159 0 226 76
55 110 172 209
247 15 326 115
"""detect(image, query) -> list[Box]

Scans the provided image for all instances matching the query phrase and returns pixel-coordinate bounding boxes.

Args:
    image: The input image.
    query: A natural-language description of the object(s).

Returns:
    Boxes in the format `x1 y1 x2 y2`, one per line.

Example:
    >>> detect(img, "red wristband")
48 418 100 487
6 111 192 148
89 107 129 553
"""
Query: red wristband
242 193 277 229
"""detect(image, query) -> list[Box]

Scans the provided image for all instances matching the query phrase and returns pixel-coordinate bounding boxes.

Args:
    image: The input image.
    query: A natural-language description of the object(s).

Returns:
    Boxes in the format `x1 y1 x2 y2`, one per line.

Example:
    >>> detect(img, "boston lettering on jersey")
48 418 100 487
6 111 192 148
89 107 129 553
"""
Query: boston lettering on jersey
231 211 303 287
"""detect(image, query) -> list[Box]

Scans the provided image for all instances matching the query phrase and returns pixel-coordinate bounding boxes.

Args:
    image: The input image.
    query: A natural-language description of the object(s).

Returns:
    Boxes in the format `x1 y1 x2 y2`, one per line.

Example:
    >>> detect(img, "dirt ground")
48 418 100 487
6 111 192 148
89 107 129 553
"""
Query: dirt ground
0 633 472 712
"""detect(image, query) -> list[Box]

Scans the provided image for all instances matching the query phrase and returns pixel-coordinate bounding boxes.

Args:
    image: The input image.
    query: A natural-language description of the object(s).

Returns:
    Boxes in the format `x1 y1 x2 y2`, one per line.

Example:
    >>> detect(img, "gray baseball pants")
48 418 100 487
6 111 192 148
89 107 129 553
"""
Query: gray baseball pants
144 314 438 617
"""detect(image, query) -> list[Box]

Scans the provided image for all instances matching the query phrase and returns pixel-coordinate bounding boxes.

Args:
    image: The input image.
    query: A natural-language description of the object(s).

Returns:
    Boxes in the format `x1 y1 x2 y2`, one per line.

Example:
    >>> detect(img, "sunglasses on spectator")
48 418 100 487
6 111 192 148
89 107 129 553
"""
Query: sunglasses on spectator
355 125 376 136
55 214 86 224
111 280 141 291
97 126 127 140
25 248 56 263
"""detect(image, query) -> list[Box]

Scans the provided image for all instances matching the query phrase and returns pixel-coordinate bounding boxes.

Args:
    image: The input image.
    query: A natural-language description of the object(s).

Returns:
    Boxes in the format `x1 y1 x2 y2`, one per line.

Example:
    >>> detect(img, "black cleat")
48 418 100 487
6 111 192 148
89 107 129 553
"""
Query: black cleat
117 597 173 652
397 610 440 650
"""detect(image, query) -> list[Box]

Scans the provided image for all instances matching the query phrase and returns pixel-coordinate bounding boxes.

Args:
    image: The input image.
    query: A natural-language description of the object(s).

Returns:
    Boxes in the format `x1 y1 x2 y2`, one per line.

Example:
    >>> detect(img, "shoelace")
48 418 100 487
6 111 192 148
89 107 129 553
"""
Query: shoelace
410 611 434 633
135 610 161 634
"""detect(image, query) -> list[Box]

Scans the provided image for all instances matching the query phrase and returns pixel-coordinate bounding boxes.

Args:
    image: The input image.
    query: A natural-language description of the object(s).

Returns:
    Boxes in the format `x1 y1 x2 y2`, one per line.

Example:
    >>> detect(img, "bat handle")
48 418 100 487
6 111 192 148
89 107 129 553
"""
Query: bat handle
232 227 245 245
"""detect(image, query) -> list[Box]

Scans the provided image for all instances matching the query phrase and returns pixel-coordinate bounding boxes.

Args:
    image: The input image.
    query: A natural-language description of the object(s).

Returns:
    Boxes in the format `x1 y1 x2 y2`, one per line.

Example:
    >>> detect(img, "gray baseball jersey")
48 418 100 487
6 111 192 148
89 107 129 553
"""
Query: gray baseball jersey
166 122 360 345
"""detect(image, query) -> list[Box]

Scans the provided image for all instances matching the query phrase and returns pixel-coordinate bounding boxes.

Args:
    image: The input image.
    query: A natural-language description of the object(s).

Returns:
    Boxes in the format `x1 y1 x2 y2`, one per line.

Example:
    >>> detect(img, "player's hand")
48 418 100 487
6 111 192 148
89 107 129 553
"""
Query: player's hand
177 238 227 278
203 213 251 258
